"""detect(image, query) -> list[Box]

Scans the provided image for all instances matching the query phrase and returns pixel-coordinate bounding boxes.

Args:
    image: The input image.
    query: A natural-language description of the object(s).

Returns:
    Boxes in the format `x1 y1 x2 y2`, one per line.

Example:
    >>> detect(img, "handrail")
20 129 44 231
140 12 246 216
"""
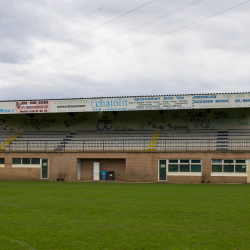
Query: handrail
4 139 250 151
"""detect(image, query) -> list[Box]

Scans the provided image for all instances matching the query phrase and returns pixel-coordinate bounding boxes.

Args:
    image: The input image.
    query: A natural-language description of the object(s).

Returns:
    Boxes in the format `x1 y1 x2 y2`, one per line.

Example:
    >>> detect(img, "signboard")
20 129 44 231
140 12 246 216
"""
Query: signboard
1 93 250 114
52 99 89 113
131 96 192 110
15 100 51 113
0 102 15 114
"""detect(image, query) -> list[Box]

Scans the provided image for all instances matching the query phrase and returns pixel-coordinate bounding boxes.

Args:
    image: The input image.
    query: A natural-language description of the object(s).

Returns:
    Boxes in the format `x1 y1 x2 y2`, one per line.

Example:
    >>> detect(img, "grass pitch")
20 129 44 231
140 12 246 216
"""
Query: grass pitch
0 181 249 250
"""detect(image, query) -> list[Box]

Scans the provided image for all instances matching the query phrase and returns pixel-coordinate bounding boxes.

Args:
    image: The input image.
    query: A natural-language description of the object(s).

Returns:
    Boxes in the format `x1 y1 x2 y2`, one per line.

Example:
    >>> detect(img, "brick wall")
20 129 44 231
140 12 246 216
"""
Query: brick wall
167 175 202 184
0 152 45 181
81 159 126 180
0 152 78 182
210 176 246 183
0 151 249 183
126 153 158 182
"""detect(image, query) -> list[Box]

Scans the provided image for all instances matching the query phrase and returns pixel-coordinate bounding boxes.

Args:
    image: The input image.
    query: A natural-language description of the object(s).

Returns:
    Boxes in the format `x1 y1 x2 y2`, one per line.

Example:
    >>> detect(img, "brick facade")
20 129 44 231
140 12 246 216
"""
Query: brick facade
0 151 249 183
81 159 126 180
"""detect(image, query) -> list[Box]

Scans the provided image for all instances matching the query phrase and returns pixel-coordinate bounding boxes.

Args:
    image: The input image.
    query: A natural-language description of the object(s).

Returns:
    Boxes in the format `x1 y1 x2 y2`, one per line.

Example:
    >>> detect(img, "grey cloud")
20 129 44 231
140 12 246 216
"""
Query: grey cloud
0 0 250 100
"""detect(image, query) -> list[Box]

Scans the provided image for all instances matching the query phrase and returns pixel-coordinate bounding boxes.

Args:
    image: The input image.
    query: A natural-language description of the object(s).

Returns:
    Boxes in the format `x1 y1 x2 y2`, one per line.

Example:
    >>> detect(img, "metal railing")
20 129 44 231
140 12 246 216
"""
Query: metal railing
3 139 250 151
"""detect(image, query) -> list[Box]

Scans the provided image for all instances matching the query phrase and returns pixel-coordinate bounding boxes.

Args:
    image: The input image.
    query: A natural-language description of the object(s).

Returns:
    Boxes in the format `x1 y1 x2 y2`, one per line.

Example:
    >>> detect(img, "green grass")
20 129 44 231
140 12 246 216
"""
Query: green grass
0 181 250 250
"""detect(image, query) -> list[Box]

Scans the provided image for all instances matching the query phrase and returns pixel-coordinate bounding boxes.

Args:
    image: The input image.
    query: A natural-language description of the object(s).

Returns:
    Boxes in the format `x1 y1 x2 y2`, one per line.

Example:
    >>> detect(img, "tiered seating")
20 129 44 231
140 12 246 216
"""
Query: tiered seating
160 129 217 139
5 129 250 151
156 129 218 151
10 130 154 151
10 131 71 151
227 129 250 150
65 130 154 151
227 129 250 139
0 133 23 151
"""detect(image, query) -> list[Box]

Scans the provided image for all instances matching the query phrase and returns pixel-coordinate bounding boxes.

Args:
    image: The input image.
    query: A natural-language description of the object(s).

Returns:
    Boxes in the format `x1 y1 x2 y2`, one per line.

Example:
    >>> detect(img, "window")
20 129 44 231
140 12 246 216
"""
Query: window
12 158 40 166
168 159 201 173
0 158 4 167
31 158 40 164
13 158 21 164
211 159 246 173
22 158 30 164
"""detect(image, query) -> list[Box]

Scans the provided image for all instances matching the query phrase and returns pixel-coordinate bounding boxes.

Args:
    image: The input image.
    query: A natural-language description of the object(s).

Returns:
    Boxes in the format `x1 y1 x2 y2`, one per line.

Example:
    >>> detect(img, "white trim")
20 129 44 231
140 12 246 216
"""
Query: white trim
12 164 41 168
211 173 247 177
167 159 202 174
247 160 250 184
158 159 160 181
77 159 81 180
167 173 202 176
93 162 100 180
158 159 202 179
0 164 5 168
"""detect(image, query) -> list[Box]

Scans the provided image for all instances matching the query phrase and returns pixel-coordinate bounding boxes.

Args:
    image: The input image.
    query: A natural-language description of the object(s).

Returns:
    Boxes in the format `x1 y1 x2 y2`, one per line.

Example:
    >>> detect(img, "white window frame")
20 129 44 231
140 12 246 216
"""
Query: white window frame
211 159 247 176
167 159 202 176
12 158 41 168
0 158 5 167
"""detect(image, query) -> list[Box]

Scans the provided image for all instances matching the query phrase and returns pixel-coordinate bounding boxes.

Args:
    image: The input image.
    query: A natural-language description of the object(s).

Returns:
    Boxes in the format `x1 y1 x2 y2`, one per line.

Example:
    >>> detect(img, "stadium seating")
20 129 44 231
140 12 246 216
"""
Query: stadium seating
2 129 250 151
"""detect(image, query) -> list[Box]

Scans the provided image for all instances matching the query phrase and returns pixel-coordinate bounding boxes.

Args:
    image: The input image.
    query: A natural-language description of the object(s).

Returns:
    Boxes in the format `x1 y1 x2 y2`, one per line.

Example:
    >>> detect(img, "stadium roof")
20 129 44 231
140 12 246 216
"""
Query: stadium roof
0 92 250 114
1 92 250 102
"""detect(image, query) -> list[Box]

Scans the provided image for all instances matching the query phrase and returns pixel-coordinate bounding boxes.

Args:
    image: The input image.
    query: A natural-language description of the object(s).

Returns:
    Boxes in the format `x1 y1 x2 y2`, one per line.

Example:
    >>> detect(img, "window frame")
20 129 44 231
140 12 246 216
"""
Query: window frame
0 158 5 167
12 158 41 168
211 159 247 176
167 159 202 176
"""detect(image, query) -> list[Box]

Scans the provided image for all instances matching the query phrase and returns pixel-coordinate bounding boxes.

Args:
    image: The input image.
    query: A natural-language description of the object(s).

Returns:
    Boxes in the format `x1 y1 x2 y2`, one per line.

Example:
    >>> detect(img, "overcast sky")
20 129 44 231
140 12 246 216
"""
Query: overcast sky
0 0 250 100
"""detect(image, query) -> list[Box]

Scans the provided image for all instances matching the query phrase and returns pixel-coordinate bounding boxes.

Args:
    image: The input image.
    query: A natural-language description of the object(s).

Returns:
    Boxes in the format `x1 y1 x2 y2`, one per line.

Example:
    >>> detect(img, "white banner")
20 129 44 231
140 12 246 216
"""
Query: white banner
0 102 15 114
1 93 250 114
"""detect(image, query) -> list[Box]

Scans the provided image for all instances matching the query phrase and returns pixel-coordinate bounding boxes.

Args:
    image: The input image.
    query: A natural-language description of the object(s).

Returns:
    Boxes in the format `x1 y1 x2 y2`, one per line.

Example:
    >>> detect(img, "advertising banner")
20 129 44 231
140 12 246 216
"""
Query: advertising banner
1 93 250 114
15 100 51 113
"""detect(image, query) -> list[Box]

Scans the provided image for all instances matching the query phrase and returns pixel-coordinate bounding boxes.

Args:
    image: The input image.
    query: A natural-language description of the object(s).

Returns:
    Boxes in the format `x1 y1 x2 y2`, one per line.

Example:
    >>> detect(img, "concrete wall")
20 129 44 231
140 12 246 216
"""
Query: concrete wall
0 108 250 132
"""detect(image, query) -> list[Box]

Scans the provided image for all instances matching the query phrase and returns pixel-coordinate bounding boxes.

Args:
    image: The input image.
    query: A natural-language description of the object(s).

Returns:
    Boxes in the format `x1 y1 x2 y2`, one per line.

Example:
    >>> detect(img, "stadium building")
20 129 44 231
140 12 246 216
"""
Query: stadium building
0 92 250 183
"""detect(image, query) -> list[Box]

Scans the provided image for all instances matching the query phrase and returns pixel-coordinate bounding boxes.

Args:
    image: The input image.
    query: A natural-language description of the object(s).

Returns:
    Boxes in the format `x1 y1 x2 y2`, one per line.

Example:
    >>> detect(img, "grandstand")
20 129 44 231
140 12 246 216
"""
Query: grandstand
0 92 250 183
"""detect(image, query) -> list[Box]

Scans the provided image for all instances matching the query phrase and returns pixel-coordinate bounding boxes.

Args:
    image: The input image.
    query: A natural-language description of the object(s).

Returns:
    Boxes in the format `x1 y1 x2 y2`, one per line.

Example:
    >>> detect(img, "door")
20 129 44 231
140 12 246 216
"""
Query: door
77 159 81 180
247 160 250 184
93 162 100 180
159 160 166 181
41 159 48 179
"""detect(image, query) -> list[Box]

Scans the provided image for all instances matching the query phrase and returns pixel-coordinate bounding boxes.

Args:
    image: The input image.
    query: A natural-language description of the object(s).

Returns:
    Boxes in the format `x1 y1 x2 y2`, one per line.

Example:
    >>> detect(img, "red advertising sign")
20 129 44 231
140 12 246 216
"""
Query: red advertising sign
15 100 51 113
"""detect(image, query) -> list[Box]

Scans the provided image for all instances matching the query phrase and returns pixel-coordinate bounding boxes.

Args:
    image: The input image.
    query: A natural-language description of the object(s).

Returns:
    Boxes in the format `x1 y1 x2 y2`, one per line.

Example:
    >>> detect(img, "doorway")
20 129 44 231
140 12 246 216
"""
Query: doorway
159 160 167 181
41 159 48 179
